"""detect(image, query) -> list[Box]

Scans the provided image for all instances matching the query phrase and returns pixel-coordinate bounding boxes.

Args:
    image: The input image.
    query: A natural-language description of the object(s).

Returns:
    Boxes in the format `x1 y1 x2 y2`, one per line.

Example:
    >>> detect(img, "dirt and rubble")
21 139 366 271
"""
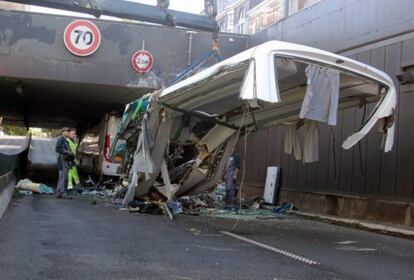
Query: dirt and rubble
71 175 295 223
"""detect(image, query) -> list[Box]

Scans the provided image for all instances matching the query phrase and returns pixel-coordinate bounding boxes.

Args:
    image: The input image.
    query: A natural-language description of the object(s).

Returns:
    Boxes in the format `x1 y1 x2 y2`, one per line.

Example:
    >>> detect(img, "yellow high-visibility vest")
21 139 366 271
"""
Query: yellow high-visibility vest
66 138 77 156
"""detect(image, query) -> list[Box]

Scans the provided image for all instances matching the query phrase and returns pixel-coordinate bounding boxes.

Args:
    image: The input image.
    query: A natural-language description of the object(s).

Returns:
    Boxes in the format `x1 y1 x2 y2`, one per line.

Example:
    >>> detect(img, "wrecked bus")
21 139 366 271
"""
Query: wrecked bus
111 40 396 204
78 113 126 177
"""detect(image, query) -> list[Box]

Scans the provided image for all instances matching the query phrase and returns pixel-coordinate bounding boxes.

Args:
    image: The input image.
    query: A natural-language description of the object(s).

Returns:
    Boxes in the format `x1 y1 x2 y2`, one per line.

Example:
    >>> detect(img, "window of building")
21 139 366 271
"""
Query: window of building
227 11 234 32
238 7 246 34
288 0 321 15
220 22 226 32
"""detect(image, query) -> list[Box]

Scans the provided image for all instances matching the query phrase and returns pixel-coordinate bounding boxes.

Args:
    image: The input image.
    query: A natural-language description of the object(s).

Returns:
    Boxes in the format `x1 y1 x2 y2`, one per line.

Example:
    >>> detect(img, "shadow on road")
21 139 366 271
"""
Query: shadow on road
26 163 58 187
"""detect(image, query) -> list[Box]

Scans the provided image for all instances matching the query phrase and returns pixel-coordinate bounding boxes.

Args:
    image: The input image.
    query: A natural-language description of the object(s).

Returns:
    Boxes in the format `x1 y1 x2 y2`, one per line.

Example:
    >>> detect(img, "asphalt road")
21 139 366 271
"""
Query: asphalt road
0 195 413 280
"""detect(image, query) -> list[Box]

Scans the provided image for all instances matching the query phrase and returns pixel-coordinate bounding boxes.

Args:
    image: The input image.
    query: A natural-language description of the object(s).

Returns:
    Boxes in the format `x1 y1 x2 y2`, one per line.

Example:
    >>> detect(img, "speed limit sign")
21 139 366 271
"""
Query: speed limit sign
131 50 154 74
64 20 101 57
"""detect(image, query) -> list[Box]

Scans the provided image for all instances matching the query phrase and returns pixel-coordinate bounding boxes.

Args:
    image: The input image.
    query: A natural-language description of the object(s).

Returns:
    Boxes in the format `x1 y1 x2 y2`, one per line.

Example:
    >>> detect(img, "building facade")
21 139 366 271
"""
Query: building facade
216 0 250 34
0 1 27 11
216 0 322 34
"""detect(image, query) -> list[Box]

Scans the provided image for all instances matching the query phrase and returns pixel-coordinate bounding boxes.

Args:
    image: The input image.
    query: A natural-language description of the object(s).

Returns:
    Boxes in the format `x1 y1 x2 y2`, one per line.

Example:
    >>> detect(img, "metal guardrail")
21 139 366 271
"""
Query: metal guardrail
0 170 17 219
0 134 31 177
0 172 15 194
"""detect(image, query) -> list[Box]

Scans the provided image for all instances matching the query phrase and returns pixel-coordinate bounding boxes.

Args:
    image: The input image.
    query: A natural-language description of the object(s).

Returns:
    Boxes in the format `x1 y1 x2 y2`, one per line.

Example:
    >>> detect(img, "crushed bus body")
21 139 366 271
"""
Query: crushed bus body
111 40 397 204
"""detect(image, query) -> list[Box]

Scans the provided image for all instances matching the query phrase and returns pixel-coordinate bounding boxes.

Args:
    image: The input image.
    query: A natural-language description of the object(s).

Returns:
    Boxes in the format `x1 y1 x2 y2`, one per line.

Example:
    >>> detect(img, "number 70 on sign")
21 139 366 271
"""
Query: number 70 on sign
64 20 101 57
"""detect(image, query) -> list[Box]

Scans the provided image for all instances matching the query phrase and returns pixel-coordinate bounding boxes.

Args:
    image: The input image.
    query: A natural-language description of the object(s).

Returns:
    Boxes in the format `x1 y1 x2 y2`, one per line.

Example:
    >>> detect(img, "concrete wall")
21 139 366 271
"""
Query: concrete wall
249 0 414 52
0 9 247 88
237 0 414 209
279 189 414 227
0 134 31 176
0 9 248 127
0 172 16 219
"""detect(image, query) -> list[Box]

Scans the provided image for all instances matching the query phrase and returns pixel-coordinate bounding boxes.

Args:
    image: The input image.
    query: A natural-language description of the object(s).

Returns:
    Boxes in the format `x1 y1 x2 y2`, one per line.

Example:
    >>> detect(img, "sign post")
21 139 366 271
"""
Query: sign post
64 20 101 57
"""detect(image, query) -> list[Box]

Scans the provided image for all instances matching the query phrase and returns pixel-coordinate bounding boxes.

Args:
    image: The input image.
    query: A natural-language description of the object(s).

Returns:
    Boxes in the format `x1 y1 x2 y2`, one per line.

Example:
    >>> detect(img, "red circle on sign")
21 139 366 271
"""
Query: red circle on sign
131 50 154 74
64 20 101 57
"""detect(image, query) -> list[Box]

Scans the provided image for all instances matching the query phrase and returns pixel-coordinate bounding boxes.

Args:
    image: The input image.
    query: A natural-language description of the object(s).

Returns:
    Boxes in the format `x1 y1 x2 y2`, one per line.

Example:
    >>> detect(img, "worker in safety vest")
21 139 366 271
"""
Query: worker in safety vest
55 127 73 198
67 129 80 191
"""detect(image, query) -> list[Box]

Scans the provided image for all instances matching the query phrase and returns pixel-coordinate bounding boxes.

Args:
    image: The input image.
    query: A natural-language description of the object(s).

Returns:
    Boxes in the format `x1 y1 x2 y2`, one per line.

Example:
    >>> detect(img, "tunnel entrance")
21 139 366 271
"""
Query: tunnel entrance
0 75 152 185
0 76 150 129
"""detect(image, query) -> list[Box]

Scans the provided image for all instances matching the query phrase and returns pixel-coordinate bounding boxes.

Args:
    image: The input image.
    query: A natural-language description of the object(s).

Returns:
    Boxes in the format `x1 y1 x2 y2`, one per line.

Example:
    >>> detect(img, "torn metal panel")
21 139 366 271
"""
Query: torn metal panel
187 134 238 196
135 119 171 196
177 167 208 196
160 160 174 200
198 125 236 153
122 171 140 206
132 116 155 179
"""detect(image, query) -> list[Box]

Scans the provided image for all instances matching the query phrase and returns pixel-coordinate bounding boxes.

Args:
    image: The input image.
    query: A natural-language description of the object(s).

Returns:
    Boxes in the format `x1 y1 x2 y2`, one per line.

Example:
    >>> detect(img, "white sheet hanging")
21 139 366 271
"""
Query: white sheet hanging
302 120 319 163
284 123 302 160
132 115 155 180
300 65 340 126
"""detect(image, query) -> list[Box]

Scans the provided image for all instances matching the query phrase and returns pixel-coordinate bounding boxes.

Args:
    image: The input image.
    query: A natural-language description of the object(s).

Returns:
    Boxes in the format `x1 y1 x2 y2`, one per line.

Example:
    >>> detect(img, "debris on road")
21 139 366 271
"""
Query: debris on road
167 200 183 215
107 178 294 222
67 176 119 205
274 202 295 214
94 157 291 221
15 178 53 194
190 228 202 236
81 189 112 198
18 190 33 196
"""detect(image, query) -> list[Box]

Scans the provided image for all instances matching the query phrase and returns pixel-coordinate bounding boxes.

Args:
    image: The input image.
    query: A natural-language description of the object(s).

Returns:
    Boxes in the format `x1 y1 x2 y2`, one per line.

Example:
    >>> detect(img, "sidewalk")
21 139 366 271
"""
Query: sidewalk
292 210 414 239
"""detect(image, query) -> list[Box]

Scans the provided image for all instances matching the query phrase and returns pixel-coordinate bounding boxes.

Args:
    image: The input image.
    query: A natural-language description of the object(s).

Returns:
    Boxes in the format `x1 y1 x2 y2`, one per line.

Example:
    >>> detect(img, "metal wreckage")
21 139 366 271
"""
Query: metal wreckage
109 40 397 210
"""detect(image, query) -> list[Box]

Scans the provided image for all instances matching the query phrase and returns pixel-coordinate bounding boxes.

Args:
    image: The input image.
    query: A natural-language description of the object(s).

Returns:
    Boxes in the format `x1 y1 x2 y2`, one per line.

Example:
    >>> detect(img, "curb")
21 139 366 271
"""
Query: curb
0 185 15 219
0 172 16 219
292 210 414 240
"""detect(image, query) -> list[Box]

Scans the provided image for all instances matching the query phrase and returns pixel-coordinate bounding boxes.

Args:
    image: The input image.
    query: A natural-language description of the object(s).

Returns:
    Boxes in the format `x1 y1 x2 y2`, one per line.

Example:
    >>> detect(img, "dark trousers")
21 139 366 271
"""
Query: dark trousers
225 178 237 206
56 161 69 196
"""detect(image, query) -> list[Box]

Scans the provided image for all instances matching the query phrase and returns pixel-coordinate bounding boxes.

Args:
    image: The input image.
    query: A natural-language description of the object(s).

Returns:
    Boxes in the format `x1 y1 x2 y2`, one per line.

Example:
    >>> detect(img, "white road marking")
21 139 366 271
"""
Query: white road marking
200 234 222 237
336 246 377 252
195 245 235 251
220 231 320 265
333 240 358 245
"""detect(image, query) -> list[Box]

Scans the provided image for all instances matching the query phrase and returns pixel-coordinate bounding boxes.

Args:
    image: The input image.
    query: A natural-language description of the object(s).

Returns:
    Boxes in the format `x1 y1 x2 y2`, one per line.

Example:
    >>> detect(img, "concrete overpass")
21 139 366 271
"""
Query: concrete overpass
0 9 247 129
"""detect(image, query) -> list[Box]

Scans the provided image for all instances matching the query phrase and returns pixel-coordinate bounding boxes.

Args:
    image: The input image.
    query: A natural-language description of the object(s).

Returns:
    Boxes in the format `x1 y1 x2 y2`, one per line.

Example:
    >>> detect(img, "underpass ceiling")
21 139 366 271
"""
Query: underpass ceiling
0 76 150 128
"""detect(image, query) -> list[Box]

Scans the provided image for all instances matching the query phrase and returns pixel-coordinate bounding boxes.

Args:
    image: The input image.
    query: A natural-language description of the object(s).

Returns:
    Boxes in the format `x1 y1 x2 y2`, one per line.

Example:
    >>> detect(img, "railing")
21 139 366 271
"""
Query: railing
0 170 17 219
0 172 15 194
0 134 32 177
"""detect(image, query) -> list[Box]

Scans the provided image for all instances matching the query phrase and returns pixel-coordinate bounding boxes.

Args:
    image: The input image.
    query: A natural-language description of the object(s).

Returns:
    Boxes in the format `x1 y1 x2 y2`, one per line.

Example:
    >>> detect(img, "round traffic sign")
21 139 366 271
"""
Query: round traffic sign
64 20 101 57
131 50 154 74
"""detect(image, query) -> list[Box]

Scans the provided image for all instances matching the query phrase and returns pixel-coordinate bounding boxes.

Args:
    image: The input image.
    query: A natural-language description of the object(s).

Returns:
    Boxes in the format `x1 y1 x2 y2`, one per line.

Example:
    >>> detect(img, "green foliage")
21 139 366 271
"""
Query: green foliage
32 128 60 137
1 125 28 136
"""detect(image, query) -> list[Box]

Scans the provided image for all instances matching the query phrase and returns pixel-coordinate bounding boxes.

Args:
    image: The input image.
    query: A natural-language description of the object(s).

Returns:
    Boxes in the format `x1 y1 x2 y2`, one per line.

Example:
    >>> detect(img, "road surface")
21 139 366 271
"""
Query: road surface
0 195 413 280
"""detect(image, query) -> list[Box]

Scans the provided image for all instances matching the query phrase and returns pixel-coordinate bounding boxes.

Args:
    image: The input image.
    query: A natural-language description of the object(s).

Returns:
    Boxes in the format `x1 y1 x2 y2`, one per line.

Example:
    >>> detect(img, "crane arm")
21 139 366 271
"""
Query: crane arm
4 0 219 33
